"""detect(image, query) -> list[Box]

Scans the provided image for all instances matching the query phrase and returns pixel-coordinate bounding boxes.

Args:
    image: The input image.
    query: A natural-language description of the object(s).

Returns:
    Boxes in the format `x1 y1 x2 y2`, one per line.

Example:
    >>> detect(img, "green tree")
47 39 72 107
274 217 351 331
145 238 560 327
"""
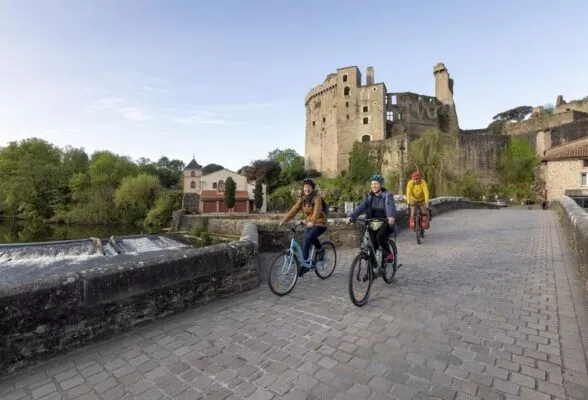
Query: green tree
492 105 532 122
143 190 182 232
243 159 281 191
407 129 461 197
224 177 236 210
254 180 264 210
202 163 224 174
346 144 379 184
114 174 163 225
268 148 306 184
497 137 539 199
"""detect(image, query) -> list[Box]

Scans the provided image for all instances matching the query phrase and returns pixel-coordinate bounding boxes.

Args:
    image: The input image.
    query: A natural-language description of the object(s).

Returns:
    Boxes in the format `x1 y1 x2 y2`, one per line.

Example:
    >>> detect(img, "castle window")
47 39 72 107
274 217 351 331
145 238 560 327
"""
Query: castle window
386 111 393 121
582 173 588 187
361 135 371 142
344 86 350 96
218 180 225 191
391 95 397 104
322 117 326 123
397 112 403 121
343 74 348 82
190 181 196 189
584 159 588 168
190 171 195 177
213 182 217 189
346 102 349 107
363 106 368 112
363 117 369 125
346 114 349 119
312 121 315 126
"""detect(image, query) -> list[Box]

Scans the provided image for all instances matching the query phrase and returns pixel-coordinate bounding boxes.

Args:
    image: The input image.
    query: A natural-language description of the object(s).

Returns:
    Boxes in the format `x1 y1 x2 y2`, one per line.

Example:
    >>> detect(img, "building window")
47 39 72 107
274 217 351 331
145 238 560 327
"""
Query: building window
190 171 195 177
218 180 225 191
343 74 348 82
363 106 368 112
391 95 397 104
190 181 196 189
361 135 371 142
386 111 393 121
312 121 315 126
397 112 403 121
584 159 588 168
344 86 350 96
322 117 326 123
582 173 588 187
346 102 349 107
213 182 217 189
346 114 349 119
363 117 369 125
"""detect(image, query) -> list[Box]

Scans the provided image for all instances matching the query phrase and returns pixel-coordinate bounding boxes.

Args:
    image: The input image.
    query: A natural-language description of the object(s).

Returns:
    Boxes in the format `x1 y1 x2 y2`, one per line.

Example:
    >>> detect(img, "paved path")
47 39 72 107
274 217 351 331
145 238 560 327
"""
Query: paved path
1 209 588 400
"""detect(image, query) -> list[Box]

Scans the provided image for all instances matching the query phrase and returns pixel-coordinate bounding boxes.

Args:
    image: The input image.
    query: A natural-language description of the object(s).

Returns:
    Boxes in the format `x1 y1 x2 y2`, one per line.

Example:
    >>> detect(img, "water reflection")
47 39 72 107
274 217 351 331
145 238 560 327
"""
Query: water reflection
0 220 144 244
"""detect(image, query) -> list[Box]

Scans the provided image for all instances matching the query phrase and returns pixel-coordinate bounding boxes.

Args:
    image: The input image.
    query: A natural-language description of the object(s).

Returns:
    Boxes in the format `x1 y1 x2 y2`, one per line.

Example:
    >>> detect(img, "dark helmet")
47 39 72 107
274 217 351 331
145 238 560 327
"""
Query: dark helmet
370 174 384 184
302 178 316 189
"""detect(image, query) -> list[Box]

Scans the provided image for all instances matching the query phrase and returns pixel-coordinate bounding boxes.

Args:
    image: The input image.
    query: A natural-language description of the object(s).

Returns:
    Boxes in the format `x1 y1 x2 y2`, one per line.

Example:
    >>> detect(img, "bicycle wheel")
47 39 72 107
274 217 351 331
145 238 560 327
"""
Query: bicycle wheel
383 239 398 284
315 241 337 279
349 254 372 307
268 251 299 296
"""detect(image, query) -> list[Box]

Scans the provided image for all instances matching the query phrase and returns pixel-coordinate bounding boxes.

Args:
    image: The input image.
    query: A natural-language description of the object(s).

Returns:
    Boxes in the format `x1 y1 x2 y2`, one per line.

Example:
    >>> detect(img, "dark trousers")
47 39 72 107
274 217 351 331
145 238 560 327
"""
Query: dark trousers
302 226 326 261
369 223 393 254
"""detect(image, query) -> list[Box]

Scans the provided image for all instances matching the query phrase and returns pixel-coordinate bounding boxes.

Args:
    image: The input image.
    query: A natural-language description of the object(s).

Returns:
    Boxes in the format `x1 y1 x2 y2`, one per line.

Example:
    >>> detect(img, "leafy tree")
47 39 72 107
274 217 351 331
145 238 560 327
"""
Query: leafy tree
254 180 264 210
496 137 539 199
114 174 163 225
407 129 461 197
223 177 236 210
143 190 182 232
267 148 305 184
155 156 184 188
89 151 138 186
492 105 532 122
243 159 281 191
542 103 555 115
202 163 224 174
346 144 379 184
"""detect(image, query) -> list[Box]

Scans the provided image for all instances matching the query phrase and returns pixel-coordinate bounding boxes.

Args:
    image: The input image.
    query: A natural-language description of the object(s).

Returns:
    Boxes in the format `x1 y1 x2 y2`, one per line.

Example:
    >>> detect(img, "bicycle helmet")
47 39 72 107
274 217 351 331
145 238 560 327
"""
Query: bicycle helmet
302 178 316 189
411 171 421 179
370 174 384 184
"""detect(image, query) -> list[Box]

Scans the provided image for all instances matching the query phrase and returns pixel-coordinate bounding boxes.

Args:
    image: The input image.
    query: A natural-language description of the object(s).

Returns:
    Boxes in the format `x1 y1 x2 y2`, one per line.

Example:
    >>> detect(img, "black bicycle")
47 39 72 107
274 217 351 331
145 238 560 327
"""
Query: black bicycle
348 217 401 307
414 205 425 244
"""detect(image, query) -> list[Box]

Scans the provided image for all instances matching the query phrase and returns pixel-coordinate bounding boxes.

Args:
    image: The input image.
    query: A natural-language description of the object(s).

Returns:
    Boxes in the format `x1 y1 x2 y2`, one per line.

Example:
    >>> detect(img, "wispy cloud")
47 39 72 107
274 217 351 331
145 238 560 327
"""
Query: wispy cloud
172 111 240 125
85 98 152 121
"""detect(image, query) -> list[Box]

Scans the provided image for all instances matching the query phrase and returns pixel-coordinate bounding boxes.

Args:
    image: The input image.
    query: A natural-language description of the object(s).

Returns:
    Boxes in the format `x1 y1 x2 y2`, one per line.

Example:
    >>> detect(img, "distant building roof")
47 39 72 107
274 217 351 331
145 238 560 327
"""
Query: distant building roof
184 158 202 170
544 137 588 161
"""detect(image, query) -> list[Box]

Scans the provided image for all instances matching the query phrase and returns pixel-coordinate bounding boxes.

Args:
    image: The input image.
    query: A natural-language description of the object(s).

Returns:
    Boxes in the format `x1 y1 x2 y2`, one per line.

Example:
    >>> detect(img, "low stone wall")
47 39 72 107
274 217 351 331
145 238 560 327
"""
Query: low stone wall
257 197 500 252
0 223 260 377
551 196 588 289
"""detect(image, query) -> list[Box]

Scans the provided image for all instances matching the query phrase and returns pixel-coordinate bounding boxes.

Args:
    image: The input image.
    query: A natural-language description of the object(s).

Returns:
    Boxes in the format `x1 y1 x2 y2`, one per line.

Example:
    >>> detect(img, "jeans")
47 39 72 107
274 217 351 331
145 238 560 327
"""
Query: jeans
302 226 327 262
368 223 393 254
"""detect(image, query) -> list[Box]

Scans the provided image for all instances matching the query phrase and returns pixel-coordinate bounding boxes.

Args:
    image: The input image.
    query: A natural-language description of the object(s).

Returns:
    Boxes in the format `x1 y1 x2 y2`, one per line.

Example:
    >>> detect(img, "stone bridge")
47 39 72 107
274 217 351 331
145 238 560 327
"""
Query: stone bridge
2 206 588 400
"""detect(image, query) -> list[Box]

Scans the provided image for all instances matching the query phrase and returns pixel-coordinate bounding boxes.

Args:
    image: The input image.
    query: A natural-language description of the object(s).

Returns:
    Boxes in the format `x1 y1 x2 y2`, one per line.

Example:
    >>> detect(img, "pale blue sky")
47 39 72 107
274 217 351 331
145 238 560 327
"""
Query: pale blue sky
1 0 587 171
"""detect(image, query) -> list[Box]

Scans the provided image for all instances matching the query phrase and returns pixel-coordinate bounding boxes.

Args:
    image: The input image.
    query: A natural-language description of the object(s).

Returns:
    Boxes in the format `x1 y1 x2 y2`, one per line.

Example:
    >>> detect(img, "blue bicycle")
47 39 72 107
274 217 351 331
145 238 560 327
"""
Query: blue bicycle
268 221 337 296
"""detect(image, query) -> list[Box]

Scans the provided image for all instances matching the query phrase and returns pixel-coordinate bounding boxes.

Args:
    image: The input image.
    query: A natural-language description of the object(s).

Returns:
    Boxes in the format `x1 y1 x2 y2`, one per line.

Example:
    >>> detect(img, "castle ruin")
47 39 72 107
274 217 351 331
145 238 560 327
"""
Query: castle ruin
304 63 459 177
304 62 588 192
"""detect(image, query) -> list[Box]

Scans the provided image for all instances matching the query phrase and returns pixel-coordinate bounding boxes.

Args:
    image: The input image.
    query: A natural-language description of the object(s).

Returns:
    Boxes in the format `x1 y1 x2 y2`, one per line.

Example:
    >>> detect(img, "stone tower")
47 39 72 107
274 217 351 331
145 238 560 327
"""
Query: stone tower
434 63 459 132
182 158 202 214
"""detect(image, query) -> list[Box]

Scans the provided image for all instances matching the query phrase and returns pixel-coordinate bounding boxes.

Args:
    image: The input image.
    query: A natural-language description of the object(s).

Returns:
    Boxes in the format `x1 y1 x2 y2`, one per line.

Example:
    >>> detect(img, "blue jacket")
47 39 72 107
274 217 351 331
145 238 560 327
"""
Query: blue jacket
349 189 397 220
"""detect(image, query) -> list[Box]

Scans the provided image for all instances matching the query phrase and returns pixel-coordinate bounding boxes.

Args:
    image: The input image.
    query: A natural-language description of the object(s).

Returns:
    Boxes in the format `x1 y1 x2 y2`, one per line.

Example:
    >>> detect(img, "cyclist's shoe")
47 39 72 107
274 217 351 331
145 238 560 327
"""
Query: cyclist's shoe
299 266 309 277
315 248 325 262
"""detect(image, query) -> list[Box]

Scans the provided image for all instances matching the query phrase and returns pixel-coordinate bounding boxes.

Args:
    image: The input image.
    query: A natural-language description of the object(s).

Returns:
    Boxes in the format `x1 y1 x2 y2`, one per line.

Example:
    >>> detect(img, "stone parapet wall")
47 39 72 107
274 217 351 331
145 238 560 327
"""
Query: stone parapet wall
0 223 260 377
551 196 588 290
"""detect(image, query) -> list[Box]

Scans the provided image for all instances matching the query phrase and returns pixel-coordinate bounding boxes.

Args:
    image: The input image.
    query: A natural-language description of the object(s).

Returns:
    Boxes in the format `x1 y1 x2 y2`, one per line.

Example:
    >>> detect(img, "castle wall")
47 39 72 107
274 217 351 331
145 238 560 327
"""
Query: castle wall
549 119 588 148
357 134 406 176
502 111 587 136
304 73 339 174
555 98 588 114
458 134 508 183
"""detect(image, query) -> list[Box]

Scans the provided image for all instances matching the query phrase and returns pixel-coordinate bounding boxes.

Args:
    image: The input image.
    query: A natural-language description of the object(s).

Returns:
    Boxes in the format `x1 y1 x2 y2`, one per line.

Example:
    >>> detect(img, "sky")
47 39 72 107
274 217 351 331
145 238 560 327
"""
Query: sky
1 0 588 171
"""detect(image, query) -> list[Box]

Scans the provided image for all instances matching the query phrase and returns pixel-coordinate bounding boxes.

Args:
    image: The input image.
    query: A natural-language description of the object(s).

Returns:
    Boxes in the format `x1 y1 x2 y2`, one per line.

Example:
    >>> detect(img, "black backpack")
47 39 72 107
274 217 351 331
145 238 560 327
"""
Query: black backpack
320 197 329 216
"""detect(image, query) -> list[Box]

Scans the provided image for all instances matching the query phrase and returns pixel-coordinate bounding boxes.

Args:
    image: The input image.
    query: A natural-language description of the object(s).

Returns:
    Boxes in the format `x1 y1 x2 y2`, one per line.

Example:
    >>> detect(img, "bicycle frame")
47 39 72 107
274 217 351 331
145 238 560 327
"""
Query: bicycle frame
356 218 388 269
279 223 315 275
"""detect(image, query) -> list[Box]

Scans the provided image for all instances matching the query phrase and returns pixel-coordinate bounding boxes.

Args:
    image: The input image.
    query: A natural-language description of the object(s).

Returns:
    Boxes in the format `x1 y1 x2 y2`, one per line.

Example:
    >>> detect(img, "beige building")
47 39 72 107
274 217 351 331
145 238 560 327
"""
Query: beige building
541 136 588 204
182 159 267 214
304 63 458 177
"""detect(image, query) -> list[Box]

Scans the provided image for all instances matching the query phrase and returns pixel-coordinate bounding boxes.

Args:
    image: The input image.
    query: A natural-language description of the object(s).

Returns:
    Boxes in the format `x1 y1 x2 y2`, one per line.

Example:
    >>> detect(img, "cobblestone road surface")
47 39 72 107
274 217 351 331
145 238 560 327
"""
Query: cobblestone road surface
1 209 588 400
